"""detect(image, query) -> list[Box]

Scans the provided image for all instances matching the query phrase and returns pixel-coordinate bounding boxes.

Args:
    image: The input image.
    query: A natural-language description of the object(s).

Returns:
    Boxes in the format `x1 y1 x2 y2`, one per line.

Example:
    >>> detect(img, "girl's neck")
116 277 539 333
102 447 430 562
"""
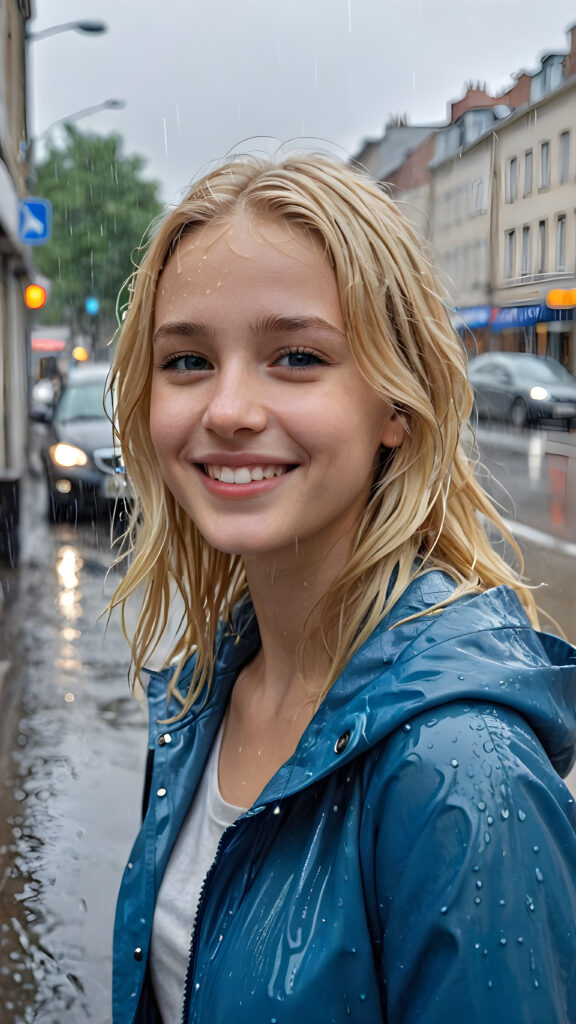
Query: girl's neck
242 538 348 706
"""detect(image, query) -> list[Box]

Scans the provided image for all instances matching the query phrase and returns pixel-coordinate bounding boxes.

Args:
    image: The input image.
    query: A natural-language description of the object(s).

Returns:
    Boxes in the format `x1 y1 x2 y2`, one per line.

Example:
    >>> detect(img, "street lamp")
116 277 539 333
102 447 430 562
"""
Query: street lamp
34 99 126 144
26 21 107 43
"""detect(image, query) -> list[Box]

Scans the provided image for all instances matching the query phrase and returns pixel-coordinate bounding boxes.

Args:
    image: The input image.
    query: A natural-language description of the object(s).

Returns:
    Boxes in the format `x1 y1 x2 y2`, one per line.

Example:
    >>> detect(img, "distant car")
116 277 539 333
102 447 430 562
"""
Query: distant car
39 362 129 522
468 352 576 429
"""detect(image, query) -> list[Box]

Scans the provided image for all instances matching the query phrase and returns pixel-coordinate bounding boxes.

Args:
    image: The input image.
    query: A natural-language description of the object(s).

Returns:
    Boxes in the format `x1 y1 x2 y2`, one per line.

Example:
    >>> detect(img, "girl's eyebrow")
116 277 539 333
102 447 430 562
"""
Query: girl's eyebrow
250 314 346 338
153 321 213 345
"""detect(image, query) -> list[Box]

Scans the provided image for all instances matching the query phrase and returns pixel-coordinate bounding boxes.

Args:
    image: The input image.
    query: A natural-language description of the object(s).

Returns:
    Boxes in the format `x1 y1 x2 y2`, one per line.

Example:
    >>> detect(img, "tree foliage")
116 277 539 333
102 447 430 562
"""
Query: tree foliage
33 125 163 338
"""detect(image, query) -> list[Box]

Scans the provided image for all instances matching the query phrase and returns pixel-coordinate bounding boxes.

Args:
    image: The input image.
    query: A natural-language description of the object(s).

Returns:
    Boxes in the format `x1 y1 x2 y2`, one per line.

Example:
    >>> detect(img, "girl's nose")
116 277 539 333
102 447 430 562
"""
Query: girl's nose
201 369 268 437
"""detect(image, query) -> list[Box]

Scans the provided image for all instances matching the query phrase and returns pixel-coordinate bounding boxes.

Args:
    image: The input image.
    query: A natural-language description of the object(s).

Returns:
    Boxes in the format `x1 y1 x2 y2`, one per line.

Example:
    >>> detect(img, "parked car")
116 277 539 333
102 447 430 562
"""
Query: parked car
37 362 129 522
467 352 576 428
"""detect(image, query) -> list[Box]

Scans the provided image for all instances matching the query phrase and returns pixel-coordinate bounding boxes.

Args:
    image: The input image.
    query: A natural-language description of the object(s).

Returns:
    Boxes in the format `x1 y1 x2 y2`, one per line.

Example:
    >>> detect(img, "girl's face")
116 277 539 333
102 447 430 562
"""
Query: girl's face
150 212 402 567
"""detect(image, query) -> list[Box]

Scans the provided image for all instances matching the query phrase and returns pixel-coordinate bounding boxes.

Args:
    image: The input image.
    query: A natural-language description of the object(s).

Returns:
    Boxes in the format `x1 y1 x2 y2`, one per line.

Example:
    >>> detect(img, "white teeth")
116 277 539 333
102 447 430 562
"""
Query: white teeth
205 464 288 484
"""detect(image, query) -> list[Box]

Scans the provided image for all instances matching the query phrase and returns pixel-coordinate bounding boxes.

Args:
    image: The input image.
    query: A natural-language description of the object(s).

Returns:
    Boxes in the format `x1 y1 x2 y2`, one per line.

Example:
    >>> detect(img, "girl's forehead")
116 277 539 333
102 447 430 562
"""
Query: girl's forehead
164 210 326 268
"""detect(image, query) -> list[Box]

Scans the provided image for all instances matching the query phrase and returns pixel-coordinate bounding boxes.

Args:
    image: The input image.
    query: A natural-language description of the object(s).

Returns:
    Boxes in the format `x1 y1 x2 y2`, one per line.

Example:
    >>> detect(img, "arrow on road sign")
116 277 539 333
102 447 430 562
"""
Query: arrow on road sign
19 198 52 246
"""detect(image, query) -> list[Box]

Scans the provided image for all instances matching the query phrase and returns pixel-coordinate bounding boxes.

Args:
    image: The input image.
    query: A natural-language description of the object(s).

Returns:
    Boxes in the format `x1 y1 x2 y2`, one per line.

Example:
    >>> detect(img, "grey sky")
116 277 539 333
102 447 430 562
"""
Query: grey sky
29 0 576 205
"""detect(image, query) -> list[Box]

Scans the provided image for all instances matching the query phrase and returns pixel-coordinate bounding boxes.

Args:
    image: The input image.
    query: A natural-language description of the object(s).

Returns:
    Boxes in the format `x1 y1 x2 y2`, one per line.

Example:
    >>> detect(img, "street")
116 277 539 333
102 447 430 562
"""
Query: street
0 423 575 1022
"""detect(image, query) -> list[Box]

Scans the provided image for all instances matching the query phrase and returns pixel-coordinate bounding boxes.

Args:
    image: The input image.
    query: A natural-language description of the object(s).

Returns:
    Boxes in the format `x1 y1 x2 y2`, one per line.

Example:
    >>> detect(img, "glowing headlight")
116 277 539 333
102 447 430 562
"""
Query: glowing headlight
529 386 549 401
49 443 89 468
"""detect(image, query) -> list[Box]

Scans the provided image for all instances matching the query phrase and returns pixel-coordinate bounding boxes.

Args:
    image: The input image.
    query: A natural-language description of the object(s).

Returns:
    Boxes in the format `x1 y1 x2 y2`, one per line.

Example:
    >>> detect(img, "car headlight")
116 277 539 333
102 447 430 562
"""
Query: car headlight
49 442 89 468
529 386 549 401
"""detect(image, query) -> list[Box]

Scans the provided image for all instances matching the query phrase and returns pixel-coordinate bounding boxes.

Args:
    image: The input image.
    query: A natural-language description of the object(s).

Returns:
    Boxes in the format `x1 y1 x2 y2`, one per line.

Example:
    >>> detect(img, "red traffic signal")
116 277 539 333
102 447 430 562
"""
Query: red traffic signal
25 283 47 310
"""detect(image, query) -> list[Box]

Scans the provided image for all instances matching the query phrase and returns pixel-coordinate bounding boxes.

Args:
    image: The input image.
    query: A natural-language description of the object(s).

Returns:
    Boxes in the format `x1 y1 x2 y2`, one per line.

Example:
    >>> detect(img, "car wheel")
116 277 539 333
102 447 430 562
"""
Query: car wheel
510 398 529 428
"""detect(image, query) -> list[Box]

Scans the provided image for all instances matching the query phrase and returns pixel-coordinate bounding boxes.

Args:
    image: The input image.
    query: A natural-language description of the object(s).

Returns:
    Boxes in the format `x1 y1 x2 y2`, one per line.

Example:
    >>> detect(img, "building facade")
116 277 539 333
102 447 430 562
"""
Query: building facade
0 0 32 565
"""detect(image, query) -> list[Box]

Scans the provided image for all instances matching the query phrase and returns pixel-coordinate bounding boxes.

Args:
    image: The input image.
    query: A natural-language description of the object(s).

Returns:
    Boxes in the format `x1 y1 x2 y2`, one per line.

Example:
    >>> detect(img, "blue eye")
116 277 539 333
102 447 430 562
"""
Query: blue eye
162 353 211 371
276 348 325 369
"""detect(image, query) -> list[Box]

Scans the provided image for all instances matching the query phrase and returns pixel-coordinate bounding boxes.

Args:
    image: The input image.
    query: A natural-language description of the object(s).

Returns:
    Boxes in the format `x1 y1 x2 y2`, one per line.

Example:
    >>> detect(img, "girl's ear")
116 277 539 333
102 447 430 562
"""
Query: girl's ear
381 410 407 449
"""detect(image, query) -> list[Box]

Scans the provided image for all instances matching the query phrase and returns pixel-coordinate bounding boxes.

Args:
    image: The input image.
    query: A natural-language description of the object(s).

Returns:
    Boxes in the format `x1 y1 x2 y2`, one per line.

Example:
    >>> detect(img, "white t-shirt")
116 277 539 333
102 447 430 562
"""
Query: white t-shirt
150 723 246 1022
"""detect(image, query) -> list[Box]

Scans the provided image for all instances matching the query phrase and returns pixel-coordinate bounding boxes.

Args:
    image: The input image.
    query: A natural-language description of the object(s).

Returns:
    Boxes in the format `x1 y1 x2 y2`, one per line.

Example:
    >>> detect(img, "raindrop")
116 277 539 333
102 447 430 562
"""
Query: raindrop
499 899 506 907
517 809 527 822
532 845 539 854
273 806 281 816
472 864 480 873
475 880 483 890
500 809 510 820
487 816 494 826
402 723 412 732
517 936 524 944
474 896 482 905
359 994 367 1002
478 801 486 812
499 937 507 946
487 980 493 990
440 905 448 915
535 868 544 883
458 674 465 681
484 831 491 844
451 758 459 768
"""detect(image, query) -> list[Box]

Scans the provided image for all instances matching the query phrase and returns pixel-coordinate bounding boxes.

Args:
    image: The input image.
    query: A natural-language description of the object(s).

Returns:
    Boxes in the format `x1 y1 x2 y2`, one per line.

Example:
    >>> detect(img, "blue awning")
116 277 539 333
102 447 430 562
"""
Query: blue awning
490 304 573 332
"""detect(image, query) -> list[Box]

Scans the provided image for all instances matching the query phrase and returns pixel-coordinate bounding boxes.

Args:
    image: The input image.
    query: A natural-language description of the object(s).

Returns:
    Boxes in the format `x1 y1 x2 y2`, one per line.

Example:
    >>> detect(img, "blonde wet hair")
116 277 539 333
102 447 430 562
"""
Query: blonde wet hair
108 152 537 714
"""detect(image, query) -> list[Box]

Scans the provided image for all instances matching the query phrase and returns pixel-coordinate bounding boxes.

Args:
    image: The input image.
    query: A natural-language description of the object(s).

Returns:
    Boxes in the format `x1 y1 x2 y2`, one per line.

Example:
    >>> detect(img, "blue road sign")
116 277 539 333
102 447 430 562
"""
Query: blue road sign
19 197 52 246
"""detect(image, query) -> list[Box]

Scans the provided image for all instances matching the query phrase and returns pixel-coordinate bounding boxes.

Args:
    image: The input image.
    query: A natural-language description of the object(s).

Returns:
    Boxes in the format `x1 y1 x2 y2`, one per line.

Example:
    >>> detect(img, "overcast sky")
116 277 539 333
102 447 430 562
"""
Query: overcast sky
29 0 576 206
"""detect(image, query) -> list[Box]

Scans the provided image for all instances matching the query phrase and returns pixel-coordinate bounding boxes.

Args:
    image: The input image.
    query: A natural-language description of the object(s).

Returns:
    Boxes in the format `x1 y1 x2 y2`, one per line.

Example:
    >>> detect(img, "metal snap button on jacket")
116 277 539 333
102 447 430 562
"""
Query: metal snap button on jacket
334 731 350 754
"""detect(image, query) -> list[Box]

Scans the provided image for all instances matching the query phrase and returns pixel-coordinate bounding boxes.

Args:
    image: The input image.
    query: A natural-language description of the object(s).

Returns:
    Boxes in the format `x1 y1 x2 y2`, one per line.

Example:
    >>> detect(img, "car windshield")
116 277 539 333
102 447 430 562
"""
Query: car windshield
511 358 576 385
56 380 111 421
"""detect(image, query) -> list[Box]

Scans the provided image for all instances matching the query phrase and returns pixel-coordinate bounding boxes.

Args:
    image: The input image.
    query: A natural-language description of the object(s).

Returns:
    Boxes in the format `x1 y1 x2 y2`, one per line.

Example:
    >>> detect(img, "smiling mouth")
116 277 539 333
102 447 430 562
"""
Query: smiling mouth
202 464 293 484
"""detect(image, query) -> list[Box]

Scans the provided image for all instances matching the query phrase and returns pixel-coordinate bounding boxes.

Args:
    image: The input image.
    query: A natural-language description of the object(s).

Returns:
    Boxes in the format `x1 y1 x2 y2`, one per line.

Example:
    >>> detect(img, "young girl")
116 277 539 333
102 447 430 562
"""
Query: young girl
109 154 576 1024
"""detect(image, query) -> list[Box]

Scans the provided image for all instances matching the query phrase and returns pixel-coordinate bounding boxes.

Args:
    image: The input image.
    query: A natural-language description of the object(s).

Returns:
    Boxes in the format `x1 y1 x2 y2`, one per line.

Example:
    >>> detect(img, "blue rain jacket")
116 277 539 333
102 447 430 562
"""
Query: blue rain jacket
113 572 576 1023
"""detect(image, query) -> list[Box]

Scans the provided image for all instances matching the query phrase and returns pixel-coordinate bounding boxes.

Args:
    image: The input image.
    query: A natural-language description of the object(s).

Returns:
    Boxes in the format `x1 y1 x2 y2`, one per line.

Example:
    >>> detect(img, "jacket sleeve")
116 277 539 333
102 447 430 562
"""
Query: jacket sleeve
366 701 576 1024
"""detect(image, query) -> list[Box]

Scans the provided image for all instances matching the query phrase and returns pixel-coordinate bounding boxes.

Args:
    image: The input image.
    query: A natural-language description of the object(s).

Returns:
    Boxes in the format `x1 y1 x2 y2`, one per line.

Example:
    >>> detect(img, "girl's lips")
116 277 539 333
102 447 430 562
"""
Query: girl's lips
194 463 295 499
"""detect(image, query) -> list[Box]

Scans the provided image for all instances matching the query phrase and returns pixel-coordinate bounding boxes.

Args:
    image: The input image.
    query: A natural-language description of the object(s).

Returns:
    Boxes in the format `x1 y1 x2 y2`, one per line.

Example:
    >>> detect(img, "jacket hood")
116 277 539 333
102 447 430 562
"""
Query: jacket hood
146 572 576 806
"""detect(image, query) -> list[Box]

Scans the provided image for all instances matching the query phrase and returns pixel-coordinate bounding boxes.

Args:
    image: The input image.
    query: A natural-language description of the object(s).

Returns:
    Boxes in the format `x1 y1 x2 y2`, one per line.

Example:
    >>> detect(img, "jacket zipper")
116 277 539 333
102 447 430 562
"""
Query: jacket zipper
180 806 265 1024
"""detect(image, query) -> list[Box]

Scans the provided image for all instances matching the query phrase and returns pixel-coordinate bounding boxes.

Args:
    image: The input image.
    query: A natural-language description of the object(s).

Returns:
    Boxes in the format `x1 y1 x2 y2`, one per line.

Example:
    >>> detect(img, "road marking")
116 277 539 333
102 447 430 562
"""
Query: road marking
503 517 576 559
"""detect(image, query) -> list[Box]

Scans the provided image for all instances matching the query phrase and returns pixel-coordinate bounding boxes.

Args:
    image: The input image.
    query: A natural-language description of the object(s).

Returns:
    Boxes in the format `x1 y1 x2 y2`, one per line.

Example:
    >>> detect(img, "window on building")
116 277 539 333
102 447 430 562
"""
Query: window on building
504 229 516 278
540 141 550 188
506 157 517 202
560 131 570 184
537 220 547 273
521 226 531 276
556 215 566 271
523 150 533 195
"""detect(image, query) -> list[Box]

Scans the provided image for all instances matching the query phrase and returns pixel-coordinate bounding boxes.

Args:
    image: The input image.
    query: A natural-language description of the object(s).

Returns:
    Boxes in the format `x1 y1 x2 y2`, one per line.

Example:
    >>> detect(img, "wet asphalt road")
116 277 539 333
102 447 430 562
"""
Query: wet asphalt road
0 422 575 1022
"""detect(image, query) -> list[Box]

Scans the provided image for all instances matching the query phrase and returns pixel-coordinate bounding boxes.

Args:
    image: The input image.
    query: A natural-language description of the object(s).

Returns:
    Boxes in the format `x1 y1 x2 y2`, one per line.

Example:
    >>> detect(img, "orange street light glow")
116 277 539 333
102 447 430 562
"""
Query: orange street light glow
72 346 89 362
25 284 47 309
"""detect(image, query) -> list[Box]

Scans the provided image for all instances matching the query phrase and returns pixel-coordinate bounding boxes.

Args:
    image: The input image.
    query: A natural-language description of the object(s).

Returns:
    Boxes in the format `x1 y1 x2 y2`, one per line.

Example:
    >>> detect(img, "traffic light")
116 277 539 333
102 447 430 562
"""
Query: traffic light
25 283 47 309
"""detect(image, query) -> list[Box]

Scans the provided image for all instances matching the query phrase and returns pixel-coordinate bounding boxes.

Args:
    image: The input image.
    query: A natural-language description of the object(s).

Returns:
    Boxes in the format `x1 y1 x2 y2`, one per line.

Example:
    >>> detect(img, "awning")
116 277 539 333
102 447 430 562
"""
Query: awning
490 304 573 332
452 305 492 330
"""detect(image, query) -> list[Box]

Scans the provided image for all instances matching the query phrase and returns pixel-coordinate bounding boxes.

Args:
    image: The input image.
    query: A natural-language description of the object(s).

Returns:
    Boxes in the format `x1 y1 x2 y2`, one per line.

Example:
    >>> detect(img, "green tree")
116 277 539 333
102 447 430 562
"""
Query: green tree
34 125 163 344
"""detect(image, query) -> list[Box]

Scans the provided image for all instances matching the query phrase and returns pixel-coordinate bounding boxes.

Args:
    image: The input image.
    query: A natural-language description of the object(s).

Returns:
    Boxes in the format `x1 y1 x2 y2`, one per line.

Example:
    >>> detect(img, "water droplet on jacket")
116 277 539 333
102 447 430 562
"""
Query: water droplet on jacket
535 868 544 882
337 897 344 907
440 905 448 914
458 675 465 681
466 765 475 778
484 831 491 844
517 936 524 944
517 809 526 821
499 899 506 907
499 937 507 946
472 864 480 872
533 980 540 989
487 816 494 825
402 723 412 732
474 895 482 904
451 758 458 768
483 741 495 753
487 979 493 990
532 845 539 854
478 801 486 811
333 804 339 812
501 809 510 820
475 942 481 950
476 880 483 889
359 994 367 1002
273 805 281 815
